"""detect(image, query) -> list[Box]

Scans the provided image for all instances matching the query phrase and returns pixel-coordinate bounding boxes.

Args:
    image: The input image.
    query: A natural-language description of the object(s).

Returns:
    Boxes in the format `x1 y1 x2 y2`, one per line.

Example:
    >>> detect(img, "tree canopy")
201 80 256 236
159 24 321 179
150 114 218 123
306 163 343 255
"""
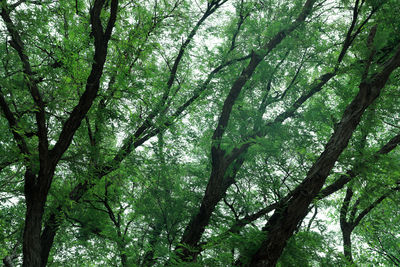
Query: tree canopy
1 0 400 266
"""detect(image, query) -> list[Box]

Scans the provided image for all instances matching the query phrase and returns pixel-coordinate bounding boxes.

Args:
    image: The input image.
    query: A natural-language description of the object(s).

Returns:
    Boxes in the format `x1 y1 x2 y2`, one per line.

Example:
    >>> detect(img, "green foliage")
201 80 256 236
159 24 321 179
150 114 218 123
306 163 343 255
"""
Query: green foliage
1 0 400 266
278 231 343 267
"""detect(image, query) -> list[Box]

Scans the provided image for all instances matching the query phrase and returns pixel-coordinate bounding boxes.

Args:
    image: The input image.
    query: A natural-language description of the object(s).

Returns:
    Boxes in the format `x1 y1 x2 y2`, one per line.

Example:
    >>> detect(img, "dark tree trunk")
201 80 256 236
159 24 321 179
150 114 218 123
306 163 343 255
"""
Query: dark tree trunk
119 244 128 267
176 163 234 261
23 201 44 267
23 173 46 267
342 226 353 263
339 186 355 265
40 211 59 267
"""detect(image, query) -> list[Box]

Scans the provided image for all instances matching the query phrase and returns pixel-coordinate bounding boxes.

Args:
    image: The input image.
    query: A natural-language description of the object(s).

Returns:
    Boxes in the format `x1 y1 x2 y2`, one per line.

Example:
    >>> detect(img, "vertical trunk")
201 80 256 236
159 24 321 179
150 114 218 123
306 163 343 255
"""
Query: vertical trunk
121 254 128 267
23 170 54 267
339 186 354 265
342 227 353 263
22 204 43 267
23 187 45 267
40 211 59 267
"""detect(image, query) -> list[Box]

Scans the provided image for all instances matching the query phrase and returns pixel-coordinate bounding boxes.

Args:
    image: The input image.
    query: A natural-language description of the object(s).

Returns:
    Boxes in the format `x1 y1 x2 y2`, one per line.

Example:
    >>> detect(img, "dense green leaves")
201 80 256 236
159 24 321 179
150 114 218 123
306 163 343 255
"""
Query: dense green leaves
1 0 400 266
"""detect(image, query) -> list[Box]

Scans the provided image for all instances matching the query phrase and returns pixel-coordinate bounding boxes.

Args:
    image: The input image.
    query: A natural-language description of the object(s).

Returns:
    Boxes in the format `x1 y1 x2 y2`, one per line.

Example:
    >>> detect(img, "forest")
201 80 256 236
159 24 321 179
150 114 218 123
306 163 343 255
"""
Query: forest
0 0 400 266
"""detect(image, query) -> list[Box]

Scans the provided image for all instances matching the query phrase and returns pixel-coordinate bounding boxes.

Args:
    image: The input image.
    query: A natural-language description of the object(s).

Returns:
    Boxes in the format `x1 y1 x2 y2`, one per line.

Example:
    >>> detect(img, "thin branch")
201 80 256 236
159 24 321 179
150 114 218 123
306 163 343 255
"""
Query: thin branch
340 186 353 227
0 87 30 156
1 3 49 170
306 205 318 232
353 187 400 227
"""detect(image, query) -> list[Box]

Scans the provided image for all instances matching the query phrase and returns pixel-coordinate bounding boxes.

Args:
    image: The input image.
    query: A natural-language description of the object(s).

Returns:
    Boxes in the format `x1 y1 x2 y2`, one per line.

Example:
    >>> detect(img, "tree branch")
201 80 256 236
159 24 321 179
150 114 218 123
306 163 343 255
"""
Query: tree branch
49 0 119 168
0 87 30 156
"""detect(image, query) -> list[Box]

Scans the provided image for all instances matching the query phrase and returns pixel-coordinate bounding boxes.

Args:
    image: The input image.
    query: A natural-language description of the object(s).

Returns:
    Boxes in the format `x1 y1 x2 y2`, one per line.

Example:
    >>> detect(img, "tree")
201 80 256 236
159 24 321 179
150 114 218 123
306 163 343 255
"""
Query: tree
1 0 400 266
1 0 118 265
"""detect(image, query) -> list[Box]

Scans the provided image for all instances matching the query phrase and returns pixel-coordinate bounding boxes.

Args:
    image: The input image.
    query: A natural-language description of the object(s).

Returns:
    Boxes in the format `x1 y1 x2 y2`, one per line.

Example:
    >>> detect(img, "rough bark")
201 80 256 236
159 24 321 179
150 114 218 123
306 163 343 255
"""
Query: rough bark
176 157 243 261
22 172 47 267
40 208 61 267
204 128 400 251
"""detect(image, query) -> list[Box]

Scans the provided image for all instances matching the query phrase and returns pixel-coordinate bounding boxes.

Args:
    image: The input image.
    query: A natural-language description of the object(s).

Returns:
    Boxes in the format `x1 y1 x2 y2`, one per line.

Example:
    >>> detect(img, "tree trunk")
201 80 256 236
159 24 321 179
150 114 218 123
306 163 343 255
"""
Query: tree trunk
342 227 353 263
176 163 233 261
244 85 374 266
174 0 318 262
22 203 43 267
23 178 46 267
40 211 59 267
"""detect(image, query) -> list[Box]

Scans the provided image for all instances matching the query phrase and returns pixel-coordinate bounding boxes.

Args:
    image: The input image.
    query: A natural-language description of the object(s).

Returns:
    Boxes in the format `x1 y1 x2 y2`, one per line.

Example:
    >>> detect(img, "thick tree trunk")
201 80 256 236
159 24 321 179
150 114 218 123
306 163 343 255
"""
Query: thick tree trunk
175 1 318 261
243 86 374 266
23 174 46 267
1 1 118 265
23 202 44 267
